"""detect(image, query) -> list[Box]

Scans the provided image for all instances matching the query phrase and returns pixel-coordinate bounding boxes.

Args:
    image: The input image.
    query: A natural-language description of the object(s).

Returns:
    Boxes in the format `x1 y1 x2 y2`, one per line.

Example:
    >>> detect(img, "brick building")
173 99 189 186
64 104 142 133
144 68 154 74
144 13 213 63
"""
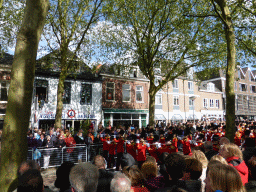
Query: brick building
100 64 149 128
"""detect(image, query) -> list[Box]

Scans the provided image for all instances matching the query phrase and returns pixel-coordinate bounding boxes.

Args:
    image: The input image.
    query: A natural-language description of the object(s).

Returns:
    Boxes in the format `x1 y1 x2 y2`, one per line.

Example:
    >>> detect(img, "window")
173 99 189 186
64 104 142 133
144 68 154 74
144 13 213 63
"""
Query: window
240 83 247 92
251 85 256 93
136 86 143 102
207 83 215 92
35 79 48 103
122 84 131 102
155 76 162 86
80 83 92 105
155 94 162 105
188 81 193 90
0 82 9 101
173 79 178 89
210 99 214 107
203 99 208 108
63 82 71 104
216 99 220 108
174 96 179 106
106 82 115 101
189 97 194 106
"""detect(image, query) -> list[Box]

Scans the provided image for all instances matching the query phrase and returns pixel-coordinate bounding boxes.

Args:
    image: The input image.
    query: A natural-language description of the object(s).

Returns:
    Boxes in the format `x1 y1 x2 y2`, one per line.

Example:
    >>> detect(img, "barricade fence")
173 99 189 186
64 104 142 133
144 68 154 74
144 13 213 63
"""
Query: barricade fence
27 144 103 169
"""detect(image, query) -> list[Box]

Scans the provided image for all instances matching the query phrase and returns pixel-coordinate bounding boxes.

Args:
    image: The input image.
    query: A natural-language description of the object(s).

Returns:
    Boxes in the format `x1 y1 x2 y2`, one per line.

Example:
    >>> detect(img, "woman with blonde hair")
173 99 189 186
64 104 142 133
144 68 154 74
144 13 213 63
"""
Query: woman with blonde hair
191 150 208 192
219 143 248 185
122 165 149 192
209 155 228 165
205 163 246 192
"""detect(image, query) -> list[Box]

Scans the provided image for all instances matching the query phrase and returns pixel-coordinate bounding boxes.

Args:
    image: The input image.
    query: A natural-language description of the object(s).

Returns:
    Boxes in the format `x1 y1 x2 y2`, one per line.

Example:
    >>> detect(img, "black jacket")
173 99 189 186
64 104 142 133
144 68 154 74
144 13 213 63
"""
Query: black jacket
96 169 114 192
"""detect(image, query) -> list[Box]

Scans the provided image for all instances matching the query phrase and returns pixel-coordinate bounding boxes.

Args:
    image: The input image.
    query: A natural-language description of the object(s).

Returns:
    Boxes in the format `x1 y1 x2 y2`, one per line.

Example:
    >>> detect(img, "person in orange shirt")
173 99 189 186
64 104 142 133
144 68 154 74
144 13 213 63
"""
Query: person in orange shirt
170 135 178 153
100 134 110 164
147 133 154 144
108 137 117 168
126 140 137 161
146 143 159 162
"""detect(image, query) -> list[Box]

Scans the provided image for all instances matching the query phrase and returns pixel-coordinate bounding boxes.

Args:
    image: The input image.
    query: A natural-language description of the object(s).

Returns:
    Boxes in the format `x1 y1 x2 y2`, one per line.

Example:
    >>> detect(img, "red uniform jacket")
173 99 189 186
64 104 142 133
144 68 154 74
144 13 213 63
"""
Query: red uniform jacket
147 145 159 162
158 144 170 155
226 156 248 185
115 138 125 153
147 137 154 144
108 141 117 155
136 143 147 161
100 137 110 151
170 137 178 153
179 138 192 155
126 143 137 160
159 137 166 144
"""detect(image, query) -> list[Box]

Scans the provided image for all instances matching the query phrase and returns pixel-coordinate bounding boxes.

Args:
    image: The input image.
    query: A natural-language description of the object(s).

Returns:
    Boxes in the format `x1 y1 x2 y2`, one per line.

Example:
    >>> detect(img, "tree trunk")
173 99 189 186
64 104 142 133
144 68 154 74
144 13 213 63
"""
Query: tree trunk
0 0 49 191
224 18 236 143
55 66 68 129
149 82 156 127
214 0 236 142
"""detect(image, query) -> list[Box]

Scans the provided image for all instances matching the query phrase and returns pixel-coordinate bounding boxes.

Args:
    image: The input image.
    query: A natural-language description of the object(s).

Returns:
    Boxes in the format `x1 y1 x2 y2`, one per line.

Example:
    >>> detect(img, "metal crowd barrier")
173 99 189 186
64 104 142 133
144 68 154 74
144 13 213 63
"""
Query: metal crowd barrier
27 143 104 169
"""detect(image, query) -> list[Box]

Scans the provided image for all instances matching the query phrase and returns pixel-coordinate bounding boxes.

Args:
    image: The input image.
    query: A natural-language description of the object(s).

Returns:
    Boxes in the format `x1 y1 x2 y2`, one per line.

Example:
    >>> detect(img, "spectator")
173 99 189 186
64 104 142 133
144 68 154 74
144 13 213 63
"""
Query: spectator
210 154 227 165
219 143 249 185
183 158 202 192
110 172 131 192
75 132 85 163
43 135 53 169
203 141 218 161
69 162 99 192
156 153 187 192
191 150 208 192
65 131 76 162
54 161 74 192
55 135 66 164
242 137 256 167
122 165 149 192
205 163 246 192
17 169 44 192
245 156 256 192
92 155 114 192
219 137 230 145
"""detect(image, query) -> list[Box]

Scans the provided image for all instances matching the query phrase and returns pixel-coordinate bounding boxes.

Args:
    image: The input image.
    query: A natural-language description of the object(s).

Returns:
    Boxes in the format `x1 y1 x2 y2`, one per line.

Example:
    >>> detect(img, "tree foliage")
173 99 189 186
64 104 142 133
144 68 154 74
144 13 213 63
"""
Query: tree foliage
41 0 104 129
93 0 227 125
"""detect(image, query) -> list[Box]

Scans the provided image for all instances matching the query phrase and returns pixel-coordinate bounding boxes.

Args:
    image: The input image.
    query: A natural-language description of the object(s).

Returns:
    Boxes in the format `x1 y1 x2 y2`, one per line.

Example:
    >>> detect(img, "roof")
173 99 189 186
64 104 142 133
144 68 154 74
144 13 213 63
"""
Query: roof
198 82 222 92
0 52 13 65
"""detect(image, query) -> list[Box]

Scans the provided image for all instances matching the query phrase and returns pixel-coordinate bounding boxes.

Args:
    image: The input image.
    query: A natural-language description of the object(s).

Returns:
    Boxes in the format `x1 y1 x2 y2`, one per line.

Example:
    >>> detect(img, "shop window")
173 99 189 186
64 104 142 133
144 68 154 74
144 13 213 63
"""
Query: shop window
0 82 9 101
63 82 71 104
136 86 143 102
106 82 115 101
122 84 131 102
80 83 92 105
35 79 48 103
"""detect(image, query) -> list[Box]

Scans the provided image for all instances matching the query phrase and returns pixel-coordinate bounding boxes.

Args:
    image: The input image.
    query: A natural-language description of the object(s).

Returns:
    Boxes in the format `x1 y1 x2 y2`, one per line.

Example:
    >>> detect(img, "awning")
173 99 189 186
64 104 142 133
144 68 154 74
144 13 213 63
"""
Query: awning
155 114 166 120
171 114 183 120
187 114 199 120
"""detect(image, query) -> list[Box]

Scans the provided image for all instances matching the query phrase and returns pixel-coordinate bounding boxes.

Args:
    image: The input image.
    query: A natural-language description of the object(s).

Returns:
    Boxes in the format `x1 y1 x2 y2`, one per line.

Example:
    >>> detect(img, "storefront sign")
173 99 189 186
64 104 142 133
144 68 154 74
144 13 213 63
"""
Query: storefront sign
67 109 76 118
39 110 95 119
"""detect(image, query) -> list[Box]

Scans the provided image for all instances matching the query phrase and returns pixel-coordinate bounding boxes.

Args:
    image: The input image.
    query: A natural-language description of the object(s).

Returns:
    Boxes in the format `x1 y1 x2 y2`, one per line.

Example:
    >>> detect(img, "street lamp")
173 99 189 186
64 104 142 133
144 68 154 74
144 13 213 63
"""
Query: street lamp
190 96 196 124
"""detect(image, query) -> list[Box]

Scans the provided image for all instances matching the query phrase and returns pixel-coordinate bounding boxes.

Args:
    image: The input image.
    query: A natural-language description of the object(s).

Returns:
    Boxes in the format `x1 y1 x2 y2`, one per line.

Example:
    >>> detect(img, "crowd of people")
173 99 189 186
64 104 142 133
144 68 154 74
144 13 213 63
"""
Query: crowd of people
14 120 256 191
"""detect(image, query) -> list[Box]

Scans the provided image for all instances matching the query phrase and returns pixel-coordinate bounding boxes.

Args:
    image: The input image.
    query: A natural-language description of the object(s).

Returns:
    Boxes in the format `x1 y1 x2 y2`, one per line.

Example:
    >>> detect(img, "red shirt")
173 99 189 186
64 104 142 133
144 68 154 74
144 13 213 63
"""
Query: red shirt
147 137 154 144
136 143 147 161
115 138 125 153
108 141 117 155
100 137 110 151
158 144 170 155
179 138 191 155
126 143 137 160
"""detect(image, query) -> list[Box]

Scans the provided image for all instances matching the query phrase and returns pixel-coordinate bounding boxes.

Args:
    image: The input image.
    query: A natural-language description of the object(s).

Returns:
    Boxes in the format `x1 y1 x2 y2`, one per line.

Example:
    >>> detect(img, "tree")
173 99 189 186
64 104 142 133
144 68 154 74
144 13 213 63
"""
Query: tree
41 0 103 129
0 0 49 191
210 0 237 142
94 0 225 126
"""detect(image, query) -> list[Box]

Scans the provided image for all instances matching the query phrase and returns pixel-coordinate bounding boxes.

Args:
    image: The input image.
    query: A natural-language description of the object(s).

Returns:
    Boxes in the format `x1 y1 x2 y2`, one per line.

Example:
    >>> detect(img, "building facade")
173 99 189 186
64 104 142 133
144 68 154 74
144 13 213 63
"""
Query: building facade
100 65 149 128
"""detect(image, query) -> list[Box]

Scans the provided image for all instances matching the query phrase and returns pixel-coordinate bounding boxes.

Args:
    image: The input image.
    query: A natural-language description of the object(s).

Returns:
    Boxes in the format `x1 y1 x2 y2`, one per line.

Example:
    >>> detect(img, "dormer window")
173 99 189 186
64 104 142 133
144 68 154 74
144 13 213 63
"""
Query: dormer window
207 83 215 92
